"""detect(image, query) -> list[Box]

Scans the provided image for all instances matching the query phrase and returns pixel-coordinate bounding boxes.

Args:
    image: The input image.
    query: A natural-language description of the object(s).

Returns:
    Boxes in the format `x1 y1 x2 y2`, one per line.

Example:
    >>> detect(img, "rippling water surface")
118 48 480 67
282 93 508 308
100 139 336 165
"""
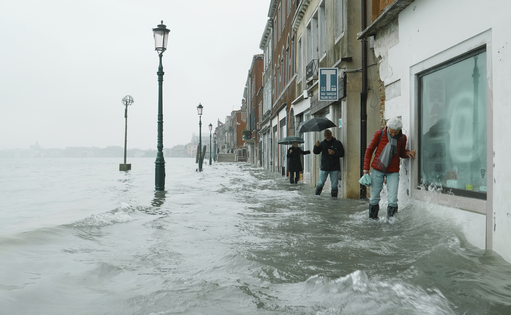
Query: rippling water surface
1 157 510 314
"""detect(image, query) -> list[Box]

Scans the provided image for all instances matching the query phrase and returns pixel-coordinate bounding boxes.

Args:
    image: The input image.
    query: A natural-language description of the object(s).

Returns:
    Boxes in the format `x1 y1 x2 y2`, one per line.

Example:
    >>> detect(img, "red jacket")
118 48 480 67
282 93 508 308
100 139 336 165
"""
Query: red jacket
363 128 409 173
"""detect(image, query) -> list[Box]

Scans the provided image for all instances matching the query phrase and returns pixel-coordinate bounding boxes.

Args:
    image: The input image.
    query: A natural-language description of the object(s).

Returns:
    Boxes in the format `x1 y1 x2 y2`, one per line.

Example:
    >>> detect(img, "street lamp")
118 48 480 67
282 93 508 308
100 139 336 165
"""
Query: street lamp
120 95 134 171
209 123 213 165
213 133 217 162
197 103 203 172
153 20 170 191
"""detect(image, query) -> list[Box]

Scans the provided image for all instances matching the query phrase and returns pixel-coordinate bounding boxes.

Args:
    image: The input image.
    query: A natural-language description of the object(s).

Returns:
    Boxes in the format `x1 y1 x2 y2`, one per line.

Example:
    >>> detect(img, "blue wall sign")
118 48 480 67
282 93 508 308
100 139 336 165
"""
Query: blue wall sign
319 68 338 101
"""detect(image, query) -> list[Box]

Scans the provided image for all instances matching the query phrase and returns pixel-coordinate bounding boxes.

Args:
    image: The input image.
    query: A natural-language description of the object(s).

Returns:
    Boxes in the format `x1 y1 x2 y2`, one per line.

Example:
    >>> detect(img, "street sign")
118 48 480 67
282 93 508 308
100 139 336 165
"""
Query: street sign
319 68 338 101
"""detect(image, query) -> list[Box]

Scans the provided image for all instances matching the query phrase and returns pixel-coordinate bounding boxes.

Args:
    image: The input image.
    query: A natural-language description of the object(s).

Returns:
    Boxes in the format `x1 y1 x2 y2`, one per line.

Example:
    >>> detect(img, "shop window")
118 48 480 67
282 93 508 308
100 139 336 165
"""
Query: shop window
418 47 487 200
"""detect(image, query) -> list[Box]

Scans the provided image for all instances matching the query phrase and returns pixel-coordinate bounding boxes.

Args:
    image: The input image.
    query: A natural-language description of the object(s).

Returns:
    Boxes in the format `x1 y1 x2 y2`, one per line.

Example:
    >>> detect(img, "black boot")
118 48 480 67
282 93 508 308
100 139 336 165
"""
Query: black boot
315 186 323 195
331 188 338 198
369 204 379 219
387 206 398 217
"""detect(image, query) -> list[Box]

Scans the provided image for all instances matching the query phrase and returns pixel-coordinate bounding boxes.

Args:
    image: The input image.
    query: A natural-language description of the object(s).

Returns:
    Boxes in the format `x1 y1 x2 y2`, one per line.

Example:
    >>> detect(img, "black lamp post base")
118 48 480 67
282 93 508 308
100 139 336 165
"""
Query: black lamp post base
155 158 165 191
119 164 131 171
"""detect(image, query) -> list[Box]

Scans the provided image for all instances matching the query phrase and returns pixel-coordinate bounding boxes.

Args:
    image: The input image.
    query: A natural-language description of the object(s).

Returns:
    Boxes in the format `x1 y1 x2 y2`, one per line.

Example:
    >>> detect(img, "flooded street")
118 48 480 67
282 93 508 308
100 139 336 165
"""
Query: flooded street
1 158 510 314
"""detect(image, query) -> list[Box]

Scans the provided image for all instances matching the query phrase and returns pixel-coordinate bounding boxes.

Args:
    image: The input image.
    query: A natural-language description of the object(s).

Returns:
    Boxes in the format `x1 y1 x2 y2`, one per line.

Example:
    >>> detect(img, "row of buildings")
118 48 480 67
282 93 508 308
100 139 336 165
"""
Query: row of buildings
212 0 511 263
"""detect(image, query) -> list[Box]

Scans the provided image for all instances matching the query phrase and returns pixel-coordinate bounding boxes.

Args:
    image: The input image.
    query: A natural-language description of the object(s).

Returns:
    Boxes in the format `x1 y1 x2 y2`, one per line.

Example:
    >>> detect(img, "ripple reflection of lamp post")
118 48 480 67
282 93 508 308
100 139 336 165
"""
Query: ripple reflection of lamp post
153 21 170 191
120 95 134 171
209 123 213 165
197 103 203 172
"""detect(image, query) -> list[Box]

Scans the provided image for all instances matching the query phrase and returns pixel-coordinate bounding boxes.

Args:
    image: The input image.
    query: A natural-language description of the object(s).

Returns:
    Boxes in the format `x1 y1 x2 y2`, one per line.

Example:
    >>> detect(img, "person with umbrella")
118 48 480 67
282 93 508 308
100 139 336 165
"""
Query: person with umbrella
286 141 310 184
313 129 345 197
363 117 416 219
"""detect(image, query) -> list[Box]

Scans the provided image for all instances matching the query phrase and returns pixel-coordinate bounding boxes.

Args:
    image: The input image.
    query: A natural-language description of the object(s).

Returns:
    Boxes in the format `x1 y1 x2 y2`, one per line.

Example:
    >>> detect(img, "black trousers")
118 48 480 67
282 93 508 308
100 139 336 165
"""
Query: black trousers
289 171 300 183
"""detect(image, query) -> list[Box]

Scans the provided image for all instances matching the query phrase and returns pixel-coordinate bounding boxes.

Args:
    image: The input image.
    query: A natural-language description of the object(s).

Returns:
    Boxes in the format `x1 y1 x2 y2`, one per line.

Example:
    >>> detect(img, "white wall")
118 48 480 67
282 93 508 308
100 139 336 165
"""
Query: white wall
373 0 511 262
291 93 311 115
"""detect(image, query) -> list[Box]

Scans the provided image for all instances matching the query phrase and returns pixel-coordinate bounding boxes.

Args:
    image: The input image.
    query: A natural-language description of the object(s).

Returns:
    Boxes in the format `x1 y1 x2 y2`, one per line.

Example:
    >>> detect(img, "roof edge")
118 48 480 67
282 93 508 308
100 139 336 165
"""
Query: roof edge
357 0 415 40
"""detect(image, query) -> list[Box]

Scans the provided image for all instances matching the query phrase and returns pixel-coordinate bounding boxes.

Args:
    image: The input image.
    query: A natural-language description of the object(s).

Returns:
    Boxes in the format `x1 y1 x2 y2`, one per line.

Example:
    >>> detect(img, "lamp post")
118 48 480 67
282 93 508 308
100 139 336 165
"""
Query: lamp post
197 103 203 172
153 21 170 191
209 123 213 165
119 95 134 171
213 133 217 162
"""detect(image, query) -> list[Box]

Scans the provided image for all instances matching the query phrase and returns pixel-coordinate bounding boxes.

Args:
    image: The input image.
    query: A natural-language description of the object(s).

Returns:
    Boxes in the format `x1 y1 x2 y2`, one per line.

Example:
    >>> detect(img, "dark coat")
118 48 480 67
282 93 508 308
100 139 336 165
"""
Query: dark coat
313 137 344 171
287 147 310 172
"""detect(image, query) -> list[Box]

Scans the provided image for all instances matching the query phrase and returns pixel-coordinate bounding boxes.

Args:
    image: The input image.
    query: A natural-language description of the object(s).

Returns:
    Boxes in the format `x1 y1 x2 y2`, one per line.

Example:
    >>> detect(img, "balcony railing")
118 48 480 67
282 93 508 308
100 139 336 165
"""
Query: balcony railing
306 59 318 82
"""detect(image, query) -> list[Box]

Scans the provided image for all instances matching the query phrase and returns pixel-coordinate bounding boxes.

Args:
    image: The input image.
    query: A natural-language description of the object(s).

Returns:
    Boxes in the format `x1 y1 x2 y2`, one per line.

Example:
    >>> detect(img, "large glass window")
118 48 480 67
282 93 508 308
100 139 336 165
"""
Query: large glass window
419 48 487 199
319 2 326 57
335 0 344 39
306 23 312 66
312 14 318 60
297 38 302 83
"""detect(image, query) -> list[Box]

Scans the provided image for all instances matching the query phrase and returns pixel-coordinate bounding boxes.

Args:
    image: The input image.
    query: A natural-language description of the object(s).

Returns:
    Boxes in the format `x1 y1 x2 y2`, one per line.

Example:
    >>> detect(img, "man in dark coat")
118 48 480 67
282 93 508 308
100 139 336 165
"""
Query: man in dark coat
313 129 344 197
286 142 311 184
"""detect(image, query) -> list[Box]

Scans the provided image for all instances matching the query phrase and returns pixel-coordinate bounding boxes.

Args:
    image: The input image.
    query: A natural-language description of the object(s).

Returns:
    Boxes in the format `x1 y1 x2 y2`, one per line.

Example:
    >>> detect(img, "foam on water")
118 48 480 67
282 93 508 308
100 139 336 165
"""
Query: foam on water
300 271 455 315
72 203 136 228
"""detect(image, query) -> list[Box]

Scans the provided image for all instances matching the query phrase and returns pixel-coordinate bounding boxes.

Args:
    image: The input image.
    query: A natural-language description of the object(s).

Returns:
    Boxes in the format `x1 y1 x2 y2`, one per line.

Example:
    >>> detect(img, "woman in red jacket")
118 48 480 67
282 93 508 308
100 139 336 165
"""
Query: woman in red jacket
363 117 416 219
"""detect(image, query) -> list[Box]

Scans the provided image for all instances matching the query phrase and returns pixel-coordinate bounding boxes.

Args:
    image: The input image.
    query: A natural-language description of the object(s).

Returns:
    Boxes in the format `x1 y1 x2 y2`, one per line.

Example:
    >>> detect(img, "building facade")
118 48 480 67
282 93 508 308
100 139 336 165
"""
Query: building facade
244 54 264 166
358 0 511 262
263 0 297 175
259 18 274 171
230 108 247 161
288 0 381 197
250 0 382 198
223 0 511 264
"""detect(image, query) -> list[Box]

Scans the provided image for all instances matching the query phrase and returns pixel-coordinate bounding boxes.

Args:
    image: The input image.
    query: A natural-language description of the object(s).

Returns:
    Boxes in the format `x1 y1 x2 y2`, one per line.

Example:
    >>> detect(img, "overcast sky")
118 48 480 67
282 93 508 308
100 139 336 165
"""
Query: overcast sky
0 0 270 150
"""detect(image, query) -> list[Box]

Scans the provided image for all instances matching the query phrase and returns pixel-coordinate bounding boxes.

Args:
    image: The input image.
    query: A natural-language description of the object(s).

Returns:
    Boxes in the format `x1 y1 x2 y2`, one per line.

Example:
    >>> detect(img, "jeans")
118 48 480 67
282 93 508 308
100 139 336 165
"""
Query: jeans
369 169 399 207
317 170 339 190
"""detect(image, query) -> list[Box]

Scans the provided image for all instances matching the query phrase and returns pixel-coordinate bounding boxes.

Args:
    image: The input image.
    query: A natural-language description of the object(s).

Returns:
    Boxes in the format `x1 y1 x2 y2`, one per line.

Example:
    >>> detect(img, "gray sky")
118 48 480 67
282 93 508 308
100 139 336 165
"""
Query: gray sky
0 0 269 150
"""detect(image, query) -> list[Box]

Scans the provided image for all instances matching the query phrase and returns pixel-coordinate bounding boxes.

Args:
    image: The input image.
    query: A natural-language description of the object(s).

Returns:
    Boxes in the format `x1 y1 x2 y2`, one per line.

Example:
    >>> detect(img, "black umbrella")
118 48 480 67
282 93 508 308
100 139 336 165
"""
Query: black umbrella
277 136 304 145
298 117 336 133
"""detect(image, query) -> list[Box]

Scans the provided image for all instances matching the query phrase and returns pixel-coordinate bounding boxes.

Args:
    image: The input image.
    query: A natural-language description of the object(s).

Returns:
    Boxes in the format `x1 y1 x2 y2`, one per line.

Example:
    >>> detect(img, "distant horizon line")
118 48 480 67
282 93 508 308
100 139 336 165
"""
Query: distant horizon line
0 144 197 151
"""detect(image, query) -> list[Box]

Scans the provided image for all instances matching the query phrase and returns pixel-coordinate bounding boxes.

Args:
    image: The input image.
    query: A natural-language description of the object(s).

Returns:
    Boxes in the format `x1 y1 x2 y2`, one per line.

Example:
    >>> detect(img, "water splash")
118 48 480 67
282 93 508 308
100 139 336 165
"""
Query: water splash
72 203 135 228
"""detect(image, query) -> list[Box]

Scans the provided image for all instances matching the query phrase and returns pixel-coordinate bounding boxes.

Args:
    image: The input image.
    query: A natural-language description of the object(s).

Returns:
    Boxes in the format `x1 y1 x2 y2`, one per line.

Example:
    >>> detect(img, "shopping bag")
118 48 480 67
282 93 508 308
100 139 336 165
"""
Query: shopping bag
358 173 372 186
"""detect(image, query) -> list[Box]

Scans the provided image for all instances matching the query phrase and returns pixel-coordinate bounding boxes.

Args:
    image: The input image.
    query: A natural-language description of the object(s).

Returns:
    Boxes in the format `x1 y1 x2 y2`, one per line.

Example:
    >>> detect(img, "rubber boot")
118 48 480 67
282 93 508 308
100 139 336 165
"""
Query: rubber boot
331 188 338 198
315 186 323 195
369 204 379 219
387 206 398 217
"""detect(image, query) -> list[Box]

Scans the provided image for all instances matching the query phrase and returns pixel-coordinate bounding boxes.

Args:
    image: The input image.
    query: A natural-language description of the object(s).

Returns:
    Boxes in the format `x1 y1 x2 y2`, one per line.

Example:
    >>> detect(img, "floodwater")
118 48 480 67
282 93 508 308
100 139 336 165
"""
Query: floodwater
1 157 510 314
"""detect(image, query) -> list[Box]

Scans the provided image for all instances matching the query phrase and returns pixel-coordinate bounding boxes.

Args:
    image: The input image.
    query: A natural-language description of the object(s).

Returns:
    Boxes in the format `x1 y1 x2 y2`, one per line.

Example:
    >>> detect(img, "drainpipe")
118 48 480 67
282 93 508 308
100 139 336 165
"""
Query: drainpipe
360 0 368 199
